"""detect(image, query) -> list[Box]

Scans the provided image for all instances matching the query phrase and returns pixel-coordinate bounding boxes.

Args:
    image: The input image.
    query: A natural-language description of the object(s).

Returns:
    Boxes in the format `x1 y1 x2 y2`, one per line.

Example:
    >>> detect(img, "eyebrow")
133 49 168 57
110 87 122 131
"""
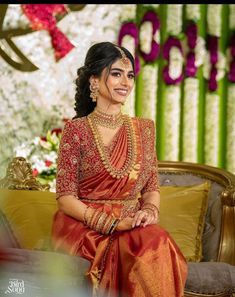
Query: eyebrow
110 67 134 74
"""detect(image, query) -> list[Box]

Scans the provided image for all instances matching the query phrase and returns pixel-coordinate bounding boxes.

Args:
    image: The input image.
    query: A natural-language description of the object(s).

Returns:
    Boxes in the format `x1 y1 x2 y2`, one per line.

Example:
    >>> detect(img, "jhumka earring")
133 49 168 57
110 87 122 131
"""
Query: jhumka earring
89 83 99 102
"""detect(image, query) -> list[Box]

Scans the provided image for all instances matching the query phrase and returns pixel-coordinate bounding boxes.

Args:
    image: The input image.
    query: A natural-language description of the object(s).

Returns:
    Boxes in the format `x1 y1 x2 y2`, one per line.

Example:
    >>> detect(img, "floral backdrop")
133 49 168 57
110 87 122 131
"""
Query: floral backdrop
0 4 234 191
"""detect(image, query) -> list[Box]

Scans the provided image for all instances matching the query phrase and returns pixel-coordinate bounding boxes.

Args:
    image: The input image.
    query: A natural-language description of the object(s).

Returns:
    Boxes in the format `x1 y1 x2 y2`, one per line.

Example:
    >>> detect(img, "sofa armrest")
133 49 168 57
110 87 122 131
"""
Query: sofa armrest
218 187 235 265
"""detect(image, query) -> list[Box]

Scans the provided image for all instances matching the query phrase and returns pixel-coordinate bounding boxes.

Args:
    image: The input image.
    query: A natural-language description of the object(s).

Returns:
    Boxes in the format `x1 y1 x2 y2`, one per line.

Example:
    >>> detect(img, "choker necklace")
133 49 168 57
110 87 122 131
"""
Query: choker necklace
92 107 123 129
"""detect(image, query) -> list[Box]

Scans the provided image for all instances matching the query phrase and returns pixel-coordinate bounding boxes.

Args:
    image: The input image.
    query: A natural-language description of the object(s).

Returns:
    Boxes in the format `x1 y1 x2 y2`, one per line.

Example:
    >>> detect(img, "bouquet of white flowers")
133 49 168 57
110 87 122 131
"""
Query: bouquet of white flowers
14 128 62 192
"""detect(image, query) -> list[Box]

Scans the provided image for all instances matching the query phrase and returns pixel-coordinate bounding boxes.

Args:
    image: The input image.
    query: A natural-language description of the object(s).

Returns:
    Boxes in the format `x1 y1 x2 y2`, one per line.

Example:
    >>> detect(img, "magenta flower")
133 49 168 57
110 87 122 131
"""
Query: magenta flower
228 60 235 83
185 52 197 77
139 10 161 62
228 33 235 83
186 22 197 49
185 21 198 77
208 35 218 65
208 65 218 91
163 36 183 60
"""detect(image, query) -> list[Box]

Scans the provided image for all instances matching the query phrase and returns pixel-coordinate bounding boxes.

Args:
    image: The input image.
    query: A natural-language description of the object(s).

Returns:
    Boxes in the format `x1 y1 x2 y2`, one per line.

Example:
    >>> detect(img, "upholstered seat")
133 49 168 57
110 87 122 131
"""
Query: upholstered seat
158 161 235 297
0 157 235 297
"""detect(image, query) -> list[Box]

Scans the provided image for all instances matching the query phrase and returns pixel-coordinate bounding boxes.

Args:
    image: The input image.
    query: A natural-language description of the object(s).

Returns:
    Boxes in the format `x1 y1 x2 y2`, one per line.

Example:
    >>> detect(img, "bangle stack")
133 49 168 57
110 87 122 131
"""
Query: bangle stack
84 207 120 235
141 203 160 219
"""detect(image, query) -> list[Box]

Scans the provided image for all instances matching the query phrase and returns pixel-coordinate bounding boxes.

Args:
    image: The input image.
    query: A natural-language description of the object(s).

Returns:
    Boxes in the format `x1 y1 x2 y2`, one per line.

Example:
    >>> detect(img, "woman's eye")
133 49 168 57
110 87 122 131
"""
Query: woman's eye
111 72 121 77
128 74 135 79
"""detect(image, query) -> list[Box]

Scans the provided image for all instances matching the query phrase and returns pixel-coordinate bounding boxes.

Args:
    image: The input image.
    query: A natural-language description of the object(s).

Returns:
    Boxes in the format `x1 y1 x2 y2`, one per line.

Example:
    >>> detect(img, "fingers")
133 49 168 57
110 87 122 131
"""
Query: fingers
132 210 147 228
142 214 155 227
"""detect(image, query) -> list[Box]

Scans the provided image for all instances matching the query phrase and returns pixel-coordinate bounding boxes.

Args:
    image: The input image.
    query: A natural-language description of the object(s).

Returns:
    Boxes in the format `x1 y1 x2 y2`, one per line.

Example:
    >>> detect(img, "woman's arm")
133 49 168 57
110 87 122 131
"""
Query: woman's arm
57 195 87 221
132 120 161 228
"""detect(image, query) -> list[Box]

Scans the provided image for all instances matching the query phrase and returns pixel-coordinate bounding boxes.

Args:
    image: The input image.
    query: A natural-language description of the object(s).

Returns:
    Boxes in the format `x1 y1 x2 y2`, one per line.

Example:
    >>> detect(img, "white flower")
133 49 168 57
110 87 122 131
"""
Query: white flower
120 35 135 57
2 4 30 30
182 78 199 162
143 4 159 9
207 5 222 37
33 137 41 146
182 35 206 68
195 36 206 67
39 139 52 150
205 93 219 166
164 86 181 160
229 4 235 30
203 51 226 80
119 5 136 22
167 5 183 36
186 4 200 21
169 47 184 79
44 151 58 163
139 22 153 54
140 65 158 122
227 85 235 174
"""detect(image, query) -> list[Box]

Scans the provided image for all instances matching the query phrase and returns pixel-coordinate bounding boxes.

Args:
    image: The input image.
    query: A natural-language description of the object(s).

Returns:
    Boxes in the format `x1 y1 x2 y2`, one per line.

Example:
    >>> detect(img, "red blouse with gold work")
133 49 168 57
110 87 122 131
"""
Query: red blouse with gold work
56 116 160 204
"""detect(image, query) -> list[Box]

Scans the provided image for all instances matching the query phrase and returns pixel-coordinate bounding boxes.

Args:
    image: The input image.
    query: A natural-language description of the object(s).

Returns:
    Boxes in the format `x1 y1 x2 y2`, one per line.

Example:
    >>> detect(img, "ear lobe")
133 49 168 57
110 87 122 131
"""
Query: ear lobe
89 75 99 86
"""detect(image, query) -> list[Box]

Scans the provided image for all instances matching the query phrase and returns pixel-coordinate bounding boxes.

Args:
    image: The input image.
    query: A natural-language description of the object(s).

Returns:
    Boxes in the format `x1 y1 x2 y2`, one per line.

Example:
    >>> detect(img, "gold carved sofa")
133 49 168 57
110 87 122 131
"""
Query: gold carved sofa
0 157 235 297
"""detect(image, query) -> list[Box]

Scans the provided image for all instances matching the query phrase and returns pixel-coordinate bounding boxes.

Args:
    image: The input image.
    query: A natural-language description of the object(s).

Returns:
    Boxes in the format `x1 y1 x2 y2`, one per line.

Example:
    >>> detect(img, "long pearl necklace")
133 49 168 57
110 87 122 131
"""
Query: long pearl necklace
87 111 137 179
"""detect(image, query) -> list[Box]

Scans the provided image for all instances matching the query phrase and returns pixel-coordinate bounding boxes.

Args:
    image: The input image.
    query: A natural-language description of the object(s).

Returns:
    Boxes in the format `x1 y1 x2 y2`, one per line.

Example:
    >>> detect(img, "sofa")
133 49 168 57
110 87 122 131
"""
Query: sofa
0 156 234 297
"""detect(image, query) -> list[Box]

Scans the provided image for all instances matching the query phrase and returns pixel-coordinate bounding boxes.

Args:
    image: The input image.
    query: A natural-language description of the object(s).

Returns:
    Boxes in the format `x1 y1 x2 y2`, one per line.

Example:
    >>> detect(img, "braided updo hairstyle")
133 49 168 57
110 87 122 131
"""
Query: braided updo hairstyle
73 42 135 119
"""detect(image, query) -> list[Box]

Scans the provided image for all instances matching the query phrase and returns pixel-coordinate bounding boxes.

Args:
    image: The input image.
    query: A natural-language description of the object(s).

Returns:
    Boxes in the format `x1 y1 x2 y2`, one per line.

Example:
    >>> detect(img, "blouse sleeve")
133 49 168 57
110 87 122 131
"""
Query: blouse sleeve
56 120 80 200
141 120 160 195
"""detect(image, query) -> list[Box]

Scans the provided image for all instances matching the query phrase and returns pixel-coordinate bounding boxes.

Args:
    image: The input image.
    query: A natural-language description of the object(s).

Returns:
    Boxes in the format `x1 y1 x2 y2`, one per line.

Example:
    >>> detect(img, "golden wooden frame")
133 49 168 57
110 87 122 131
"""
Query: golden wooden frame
0 156 49 191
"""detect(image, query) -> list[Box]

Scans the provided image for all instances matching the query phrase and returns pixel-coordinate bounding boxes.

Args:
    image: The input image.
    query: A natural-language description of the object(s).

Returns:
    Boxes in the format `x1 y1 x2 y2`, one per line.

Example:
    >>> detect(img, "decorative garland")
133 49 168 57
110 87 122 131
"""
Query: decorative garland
185 22 198 77
139 10 160 63
163 36 184 85
21 4 75 61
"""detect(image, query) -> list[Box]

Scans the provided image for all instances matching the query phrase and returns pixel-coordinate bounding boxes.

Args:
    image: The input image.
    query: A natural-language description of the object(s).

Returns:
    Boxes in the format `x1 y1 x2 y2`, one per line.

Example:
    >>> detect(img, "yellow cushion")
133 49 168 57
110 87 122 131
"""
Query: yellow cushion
159 181 211 262
0 189 57 250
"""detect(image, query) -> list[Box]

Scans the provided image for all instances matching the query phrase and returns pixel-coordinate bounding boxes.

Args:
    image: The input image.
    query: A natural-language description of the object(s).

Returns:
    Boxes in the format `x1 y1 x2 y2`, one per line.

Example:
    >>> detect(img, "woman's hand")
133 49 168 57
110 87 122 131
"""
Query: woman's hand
131 210 158 228
115 217 134 231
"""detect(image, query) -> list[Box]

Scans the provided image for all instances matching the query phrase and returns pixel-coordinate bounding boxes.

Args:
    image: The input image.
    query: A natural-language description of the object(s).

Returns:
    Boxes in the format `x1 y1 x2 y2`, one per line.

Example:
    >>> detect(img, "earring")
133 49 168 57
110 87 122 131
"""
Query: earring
89 84 99 102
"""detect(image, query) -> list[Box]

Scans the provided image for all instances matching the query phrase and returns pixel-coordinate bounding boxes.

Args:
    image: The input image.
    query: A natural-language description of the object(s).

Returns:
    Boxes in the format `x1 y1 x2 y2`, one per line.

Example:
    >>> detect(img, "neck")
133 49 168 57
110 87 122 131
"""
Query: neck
96 103 122 115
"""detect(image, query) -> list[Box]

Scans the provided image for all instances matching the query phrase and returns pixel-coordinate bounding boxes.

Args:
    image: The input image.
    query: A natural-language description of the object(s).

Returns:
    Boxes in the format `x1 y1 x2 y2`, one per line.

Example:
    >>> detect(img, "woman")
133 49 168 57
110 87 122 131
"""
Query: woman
51 41 188 297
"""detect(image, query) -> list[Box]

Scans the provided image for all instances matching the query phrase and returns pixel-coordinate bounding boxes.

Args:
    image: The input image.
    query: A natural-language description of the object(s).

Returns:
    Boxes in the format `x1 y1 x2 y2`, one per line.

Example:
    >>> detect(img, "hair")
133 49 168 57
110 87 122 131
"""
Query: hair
73 41 135 119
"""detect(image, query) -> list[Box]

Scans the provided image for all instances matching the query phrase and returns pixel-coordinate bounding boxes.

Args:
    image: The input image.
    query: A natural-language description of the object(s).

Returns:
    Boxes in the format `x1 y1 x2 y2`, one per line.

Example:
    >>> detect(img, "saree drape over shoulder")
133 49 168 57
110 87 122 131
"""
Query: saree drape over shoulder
51 116 188 297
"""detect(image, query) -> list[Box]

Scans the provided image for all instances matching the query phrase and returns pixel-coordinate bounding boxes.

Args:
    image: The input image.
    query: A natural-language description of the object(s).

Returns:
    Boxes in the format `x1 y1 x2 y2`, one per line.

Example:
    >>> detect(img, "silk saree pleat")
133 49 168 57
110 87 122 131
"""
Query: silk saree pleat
51 118 188 297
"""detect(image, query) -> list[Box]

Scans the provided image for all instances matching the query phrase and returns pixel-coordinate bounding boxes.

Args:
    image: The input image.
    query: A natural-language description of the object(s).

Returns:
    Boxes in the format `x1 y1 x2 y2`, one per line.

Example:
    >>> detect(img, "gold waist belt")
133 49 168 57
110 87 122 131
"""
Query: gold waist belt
80 197 139 206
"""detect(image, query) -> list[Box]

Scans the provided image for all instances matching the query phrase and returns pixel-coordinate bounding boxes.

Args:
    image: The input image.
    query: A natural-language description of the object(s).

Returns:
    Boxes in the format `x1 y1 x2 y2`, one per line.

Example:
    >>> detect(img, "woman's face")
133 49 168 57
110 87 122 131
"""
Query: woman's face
97 58 135 106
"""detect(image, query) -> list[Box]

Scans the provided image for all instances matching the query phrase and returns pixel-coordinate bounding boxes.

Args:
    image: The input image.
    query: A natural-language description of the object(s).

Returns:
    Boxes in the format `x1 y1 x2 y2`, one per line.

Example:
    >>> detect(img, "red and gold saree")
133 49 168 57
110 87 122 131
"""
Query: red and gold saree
51 116 188 297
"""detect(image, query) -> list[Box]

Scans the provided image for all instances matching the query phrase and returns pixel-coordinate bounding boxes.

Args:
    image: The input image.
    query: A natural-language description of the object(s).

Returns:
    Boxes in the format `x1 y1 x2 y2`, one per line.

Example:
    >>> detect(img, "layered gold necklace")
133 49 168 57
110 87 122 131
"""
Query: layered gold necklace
87 109 137 179
91 107 123 129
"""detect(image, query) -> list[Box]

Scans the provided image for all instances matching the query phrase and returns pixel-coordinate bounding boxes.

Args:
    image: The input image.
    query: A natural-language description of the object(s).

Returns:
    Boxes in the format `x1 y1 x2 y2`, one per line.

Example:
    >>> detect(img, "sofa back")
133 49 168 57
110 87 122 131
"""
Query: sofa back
158 161 235 262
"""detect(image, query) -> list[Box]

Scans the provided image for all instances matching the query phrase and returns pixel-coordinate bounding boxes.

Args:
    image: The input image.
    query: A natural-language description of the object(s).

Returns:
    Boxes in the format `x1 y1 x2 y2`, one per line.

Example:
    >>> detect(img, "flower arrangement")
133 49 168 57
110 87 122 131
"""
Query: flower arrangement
163 36 184 85
14 127 63 191
185 22 198 77
139 10 160 63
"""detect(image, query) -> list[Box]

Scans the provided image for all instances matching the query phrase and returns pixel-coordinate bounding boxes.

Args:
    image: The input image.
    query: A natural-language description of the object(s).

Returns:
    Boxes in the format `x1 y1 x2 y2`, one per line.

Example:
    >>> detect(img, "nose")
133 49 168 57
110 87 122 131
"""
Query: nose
121 74 129 86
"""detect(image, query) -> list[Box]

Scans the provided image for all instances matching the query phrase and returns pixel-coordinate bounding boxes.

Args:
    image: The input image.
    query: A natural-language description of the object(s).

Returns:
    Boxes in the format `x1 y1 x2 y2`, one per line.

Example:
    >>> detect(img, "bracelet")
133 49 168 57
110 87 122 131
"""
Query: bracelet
108 218 120 235
141 203 160 217
83 207 119 235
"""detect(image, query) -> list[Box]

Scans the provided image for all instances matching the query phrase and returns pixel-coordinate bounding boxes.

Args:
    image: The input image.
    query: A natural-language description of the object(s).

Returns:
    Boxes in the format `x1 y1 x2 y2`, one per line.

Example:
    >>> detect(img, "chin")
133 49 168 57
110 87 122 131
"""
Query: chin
113 96 127 105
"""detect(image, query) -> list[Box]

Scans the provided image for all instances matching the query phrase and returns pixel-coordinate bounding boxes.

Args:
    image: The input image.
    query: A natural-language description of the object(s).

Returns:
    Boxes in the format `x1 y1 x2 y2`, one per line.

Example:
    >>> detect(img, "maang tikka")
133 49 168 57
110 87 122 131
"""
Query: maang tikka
115 46 131 68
